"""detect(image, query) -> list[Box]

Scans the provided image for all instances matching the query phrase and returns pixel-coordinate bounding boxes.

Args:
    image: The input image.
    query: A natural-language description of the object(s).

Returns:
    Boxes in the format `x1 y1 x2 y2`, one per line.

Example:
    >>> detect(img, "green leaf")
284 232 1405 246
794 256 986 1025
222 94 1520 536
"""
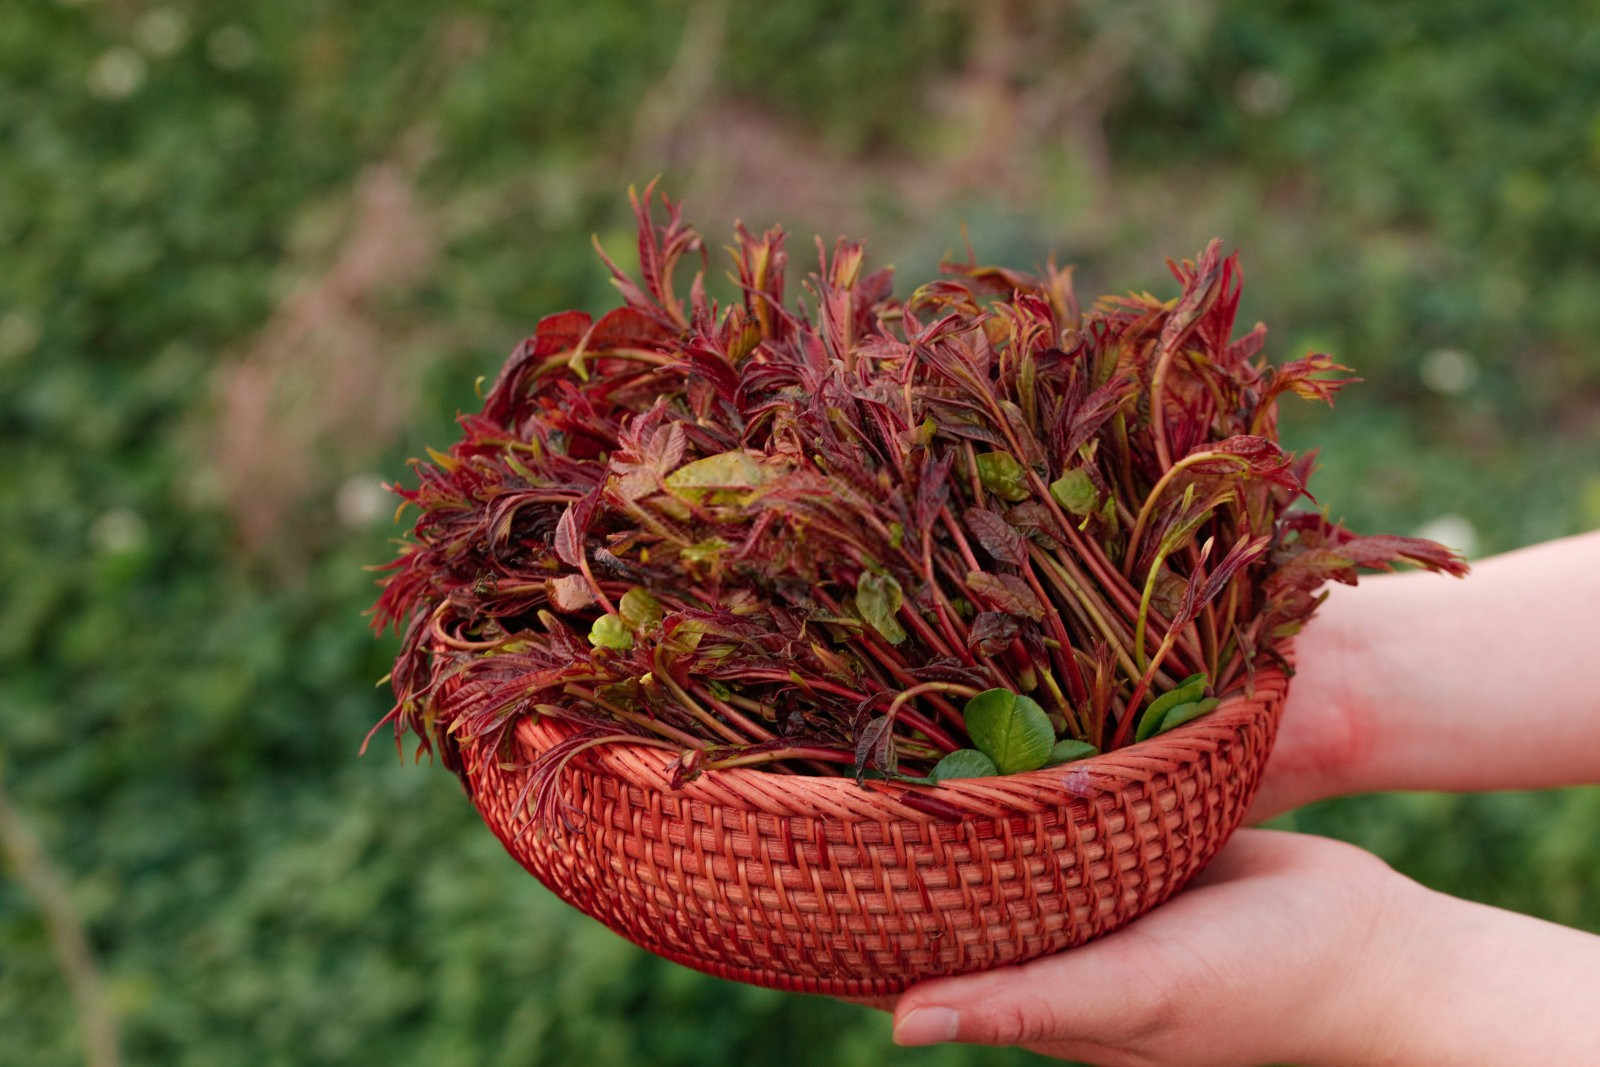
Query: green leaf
1099 494 1119 534
1048 468 1098 516
975 451 1031 502
1046 739 1099 765
663 450 775 503
679 538 729 567
1157 697 1221 735
618 587 664 631
962 689 1055 774
855 570 907 644
1135 672 1208 742
930 749 999 781
587 614 634 651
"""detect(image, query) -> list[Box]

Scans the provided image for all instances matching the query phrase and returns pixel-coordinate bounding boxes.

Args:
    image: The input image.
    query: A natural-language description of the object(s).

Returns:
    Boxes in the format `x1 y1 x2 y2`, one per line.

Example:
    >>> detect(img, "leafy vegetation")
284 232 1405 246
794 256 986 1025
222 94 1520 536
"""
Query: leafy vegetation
375 193 1460 810
2 2 1596 1065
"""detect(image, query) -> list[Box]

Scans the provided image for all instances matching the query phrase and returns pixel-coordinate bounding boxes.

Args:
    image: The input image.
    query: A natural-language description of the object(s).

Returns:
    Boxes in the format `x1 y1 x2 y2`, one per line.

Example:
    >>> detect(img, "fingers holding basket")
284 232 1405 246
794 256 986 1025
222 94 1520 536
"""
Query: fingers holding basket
890 830 1423 1066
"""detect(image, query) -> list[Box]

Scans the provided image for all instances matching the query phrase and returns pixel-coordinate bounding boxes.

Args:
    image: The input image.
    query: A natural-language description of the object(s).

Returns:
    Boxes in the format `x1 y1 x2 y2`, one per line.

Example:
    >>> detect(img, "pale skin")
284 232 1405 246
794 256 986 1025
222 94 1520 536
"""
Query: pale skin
884 529 1600 1065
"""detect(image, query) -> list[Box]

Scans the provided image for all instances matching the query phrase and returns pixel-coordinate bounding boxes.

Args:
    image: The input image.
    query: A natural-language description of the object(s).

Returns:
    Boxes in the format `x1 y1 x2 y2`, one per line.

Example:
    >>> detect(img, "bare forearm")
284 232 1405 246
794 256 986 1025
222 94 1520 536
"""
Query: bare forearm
1285 529 1600 803
1366 890 1600 1066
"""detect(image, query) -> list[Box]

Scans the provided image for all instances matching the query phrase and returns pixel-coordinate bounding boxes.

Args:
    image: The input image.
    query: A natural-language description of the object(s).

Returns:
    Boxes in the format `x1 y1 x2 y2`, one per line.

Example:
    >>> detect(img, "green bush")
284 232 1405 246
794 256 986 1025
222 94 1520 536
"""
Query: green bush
1 2 1594 1064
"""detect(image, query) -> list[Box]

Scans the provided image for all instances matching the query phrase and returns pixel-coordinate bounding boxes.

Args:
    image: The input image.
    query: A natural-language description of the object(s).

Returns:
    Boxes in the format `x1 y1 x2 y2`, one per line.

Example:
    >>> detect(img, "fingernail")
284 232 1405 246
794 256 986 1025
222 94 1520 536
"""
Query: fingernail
894 1006 960 1046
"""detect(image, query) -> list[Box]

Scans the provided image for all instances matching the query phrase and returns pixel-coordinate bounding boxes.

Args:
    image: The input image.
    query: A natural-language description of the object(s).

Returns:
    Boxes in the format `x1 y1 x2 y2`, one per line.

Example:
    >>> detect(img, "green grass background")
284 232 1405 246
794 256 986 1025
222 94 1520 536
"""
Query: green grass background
3 1 1598 1063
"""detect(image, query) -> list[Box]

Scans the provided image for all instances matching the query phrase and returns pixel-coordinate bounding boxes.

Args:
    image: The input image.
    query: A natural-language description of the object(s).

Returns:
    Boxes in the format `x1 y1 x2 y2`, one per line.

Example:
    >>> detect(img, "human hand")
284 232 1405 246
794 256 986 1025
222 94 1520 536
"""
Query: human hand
879 535 1600 1064
890 830 1421 1066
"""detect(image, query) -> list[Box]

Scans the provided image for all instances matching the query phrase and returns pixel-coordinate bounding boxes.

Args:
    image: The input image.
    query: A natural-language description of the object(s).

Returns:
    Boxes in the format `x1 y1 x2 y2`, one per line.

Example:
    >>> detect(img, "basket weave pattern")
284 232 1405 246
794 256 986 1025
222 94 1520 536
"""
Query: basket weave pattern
462 659 1288 997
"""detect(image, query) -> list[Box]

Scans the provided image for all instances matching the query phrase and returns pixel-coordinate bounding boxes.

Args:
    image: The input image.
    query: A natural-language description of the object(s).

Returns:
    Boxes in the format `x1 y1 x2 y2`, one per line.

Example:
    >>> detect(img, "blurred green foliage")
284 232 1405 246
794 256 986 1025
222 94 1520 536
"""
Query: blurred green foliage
1 1 1596 1064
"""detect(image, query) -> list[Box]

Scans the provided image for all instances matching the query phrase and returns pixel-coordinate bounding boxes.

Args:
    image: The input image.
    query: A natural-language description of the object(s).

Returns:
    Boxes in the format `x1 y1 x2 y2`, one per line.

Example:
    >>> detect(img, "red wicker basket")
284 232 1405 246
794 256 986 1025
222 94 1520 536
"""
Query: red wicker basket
460 654 1288 998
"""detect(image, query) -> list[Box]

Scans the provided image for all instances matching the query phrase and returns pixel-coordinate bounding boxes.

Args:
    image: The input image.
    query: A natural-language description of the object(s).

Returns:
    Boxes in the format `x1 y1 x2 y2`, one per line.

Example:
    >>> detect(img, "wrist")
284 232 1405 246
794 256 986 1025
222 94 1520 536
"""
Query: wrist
1275 567 1458 805
1261 583 1388 812
1292 864 1438 1066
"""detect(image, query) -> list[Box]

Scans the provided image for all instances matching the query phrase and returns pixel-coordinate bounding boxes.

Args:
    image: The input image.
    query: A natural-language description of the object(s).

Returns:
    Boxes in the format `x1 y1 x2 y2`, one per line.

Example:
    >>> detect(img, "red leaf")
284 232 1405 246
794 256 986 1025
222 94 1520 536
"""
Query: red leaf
1183 435 1303 493
1224 321 1268 367
965 571 1045 621
1195 533 1272 608
589 305 674 348
1172 536 1218 626
482 310 592 424
554 505 583 567
967 611 1019 656
1062 375 1136 457
854 715 896 776
1265 352 1355 408
965 508 1025 566
1157 239 1224 359
915 452 953 535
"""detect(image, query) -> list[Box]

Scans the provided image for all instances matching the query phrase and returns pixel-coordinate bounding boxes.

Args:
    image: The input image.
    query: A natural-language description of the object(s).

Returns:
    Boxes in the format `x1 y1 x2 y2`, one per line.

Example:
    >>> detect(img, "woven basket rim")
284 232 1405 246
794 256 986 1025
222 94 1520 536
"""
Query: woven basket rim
510 649 1291 823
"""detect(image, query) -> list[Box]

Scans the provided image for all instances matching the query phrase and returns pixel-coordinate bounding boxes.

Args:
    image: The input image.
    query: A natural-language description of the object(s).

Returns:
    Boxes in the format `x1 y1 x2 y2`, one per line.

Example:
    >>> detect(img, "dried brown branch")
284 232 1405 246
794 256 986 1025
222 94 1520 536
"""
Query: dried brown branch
0 768 121 1067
